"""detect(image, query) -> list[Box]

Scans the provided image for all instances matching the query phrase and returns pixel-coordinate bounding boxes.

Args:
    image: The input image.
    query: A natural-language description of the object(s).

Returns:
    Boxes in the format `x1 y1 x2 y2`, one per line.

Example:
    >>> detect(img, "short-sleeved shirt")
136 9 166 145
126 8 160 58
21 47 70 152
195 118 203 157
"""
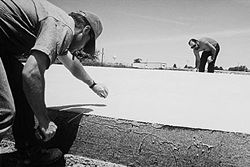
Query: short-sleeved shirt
0 0 74 67
199 37 218 48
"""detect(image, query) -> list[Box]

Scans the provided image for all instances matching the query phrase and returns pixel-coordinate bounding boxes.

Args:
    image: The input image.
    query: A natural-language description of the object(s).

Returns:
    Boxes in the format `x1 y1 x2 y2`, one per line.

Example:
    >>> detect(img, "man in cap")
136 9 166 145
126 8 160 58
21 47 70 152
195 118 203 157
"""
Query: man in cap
188 37 220 73
0 0 108 165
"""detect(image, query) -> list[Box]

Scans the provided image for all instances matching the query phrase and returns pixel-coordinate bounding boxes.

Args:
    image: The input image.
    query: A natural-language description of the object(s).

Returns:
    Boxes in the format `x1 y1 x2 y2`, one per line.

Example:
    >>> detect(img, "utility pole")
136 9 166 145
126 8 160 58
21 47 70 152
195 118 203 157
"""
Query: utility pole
101 48 104 66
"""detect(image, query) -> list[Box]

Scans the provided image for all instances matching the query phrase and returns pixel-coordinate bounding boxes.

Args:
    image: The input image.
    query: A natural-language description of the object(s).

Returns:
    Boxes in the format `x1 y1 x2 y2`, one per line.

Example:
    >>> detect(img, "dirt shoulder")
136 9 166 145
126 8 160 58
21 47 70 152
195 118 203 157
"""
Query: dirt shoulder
2 109 250 166
0 140 125 167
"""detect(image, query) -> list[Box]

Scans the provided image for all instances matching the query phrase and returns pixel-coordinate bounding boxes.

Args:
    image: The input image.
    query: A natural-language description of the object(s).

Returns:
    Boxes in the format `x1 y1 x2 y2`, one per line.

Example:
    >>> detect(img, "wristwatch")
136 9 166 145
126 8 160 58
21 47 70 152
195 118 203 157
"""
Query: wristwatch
89 81 97 89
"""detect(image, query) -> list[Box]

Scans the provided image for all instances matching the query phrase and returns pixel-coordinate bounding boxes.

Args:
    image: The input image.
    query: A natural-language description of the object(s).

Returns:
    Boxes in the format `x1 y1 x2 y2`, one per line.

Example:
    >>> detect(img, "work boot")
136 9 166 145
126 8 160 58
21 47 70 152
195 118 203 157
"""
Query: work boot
16 146 63 166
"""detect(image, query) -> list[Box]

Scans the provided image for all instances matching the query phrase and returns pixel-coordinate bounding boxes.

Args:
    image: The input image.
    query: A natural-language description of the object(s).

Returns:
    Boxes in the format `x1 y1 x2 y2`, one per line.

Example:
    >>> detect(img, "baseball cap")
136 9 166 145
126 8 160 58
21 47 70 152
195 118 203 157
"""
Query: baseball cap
190 42 196 49
78 11 103 56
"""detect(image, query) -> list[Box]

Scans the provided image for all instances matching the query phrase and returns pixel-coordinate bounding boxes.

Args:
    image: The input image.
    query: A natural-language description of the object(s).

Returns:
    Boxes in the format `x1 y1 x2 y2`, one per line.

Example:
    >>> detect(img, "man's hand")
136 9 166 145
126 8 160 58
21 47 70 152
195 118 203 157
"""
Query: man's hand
207 56 213 63
193 68 199 72
39 121 57 142
91 83 108 98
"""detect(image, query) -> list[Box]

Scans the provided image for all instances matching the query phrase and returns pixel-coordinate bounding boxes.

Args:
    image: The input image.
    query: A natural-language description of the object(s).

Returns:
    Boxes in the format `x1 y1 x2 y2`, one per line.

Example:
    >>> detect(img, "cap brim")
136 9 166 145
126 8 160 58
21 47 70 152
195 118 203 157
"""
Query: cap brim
83 37 95 56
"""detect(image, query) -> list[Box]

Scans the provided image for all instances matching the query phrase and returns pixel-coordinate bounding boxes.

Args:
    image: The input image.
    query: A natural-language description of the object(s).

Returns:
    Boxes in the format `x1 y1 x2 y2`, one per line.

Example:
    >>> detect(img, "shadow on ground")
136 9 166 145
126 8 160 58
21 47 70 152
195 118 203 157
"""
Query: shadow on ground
44 104 106 153
1 104 106 167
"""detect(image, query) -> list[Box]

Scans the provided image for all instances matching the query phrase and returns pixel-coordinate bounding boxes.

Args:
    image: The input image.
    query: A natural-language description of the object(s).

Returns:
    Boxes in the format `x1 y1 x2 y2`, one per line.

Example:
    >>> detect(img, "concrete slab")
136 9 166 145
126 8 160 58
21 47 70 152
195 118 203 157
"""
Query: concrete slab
45 65 250 134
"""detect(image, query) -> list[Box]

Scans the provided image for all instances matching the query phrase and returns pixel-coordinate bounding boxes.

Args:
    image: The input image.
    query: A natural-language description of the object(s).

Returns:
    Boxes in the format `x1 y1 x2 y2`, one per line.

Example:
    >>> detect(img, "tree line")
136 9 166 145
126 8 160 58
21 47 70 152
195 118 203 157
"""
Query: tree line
18 53 249 72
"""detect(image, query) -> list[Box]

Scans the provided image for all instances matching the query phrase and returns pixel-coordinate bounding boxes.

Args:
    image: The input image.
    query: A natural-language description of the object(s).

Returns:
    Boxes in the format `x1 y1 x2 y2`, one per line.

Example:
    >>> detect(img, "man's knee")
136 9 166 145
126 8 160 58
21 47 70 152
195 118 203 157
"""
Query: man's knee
0 109 15 138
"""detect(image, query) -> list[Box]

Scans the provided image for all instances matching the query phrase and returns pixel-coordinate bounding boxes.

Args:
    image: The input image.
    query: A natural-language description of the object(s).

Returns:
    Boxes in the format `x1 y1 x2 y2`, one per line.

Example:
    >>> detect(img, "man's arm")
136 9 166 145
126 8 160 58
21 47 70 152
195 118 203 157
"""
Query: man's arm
193 49 200 69
22 51 56 141
205 42 216 60
58 52 108 98
58 52 94 86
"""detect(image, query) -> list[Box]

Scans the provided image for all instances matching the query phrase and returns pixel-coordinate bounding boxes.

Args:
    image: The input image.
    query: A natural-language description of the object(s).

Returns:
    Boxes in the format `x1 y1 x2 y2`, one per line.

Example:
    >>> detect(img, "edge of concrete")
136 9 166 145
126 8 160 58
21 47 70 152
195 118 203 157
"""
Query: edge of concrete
2 108 250 167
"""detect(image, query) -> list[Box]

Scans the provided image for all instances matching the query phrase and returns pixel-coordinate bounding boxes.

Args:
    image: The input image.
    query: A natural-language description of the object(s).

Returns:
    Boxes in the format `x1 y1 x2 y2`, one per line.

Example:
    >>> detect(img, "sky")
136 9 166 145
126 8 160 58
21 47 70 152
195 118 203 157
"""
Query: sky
49 0 250 69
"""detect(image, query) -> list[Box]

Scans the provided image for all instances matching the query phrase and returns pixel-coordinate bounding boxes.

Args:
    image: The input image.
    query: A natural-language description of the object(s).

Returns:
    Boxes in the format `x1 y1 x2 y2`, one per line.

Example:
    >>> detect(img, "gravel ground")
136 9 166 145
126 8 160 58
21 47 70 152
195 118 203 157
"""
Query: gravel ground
0 140 125 167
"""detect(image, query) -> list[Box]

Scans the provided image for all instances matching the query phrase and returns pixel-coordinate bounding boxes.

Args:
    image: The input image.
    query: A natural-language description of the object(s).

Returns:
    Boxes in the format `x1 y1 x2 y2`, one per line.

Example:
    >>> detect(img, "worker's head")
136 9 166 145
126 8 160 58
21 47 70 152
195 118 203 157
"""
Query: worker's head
69 11 103 55
188 38 199 49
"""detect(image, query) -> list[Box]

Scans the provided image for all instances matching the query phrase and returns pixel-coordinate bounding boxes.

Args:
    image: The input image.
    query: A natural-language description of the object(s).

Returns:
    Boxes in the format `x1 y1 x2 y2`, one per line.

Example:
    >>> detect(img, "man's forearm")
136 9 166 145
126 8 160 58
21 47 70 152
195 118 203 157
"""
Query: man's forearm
194 53 200 68
58 53 94 86
22 53 50 128
207 43 216 59
71 60 94 86
195 59 200 69
22 71 50 128
211 52 216 60
193 50 200 68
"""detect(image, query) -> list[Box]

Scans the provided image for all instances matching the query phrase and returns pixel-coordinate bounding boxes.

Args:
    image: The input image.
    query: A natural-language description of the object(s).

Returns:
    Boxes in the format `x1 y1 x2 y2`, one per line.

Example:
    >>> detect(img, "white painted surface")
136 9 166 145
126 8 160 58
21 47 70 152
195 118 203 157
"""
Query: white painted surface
45 65 250 134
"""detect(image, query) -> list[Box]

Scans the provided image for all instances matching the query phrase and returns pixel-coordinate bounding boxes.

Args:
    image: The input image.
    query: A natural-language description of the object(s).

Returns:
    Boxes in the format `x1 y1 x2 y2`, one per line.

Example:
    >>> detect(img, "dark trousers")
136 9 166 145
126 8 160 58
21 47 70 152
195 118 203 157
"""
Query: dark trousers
0 57 15 140
0 0 40 150
1 55 40 150
199 44 220 73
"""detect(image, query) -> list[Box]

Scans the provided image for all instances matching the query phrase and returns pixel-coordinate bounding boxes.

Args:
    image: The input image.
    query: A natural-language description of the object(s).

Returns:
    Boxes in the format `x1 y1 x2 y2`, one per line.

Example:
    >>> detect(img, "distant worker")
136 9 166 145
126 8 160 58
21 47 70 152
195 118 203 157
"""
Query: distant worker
188 37 220 73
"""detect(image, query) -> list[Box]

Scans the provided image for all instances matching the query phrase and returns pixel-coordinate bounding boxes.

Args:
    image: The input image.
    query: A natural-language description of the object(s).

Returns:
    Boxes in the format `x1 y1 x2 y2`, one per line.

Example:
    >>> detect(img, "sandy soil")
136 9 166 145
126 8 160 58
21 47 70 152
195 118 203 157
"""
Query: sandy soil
0 140 125 167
